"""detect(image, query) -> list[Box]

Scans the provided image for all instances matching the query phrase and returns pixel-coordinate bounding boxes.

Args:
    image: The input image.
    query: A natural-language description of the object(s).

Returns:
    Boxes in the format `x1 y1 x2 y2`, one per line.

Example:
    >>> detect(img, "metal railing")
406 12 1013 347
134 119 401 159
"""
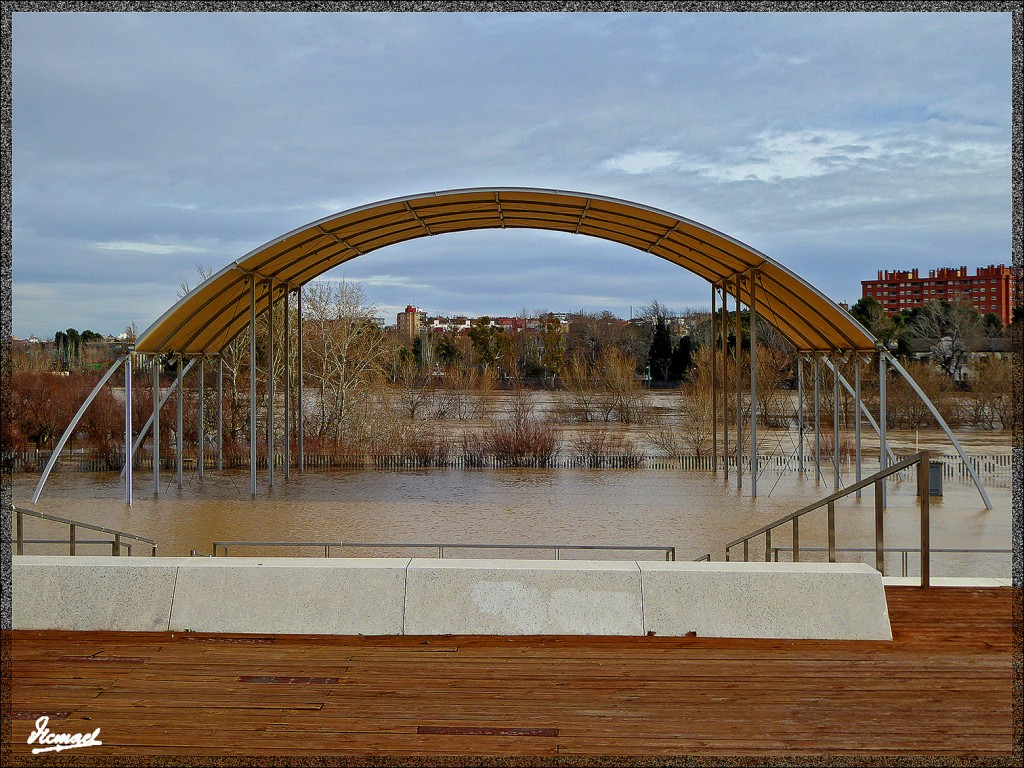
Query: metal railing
205 540 679 561
724 451 933 587
12 505 157 557
769 546 1012 578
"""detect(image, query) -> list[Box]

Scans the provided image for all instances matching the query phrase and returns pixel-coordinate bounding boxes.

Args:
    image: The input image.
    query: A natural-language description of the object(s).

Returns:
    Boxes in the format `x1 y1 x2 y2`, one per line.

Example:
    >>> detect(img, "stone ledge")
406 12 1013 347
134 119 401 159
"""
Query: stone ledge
13 556 895 639
640 561 892 640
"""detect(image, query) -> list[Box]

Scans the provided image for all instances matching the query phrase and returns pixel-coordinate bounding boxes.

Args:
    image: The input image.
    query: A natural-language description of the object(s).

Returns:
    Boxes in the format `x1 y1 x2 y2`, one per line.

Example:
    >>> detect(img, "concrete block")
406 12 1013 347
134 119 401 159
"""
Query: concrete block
640 561 892 640
404 559 643 635
12 555 186 631
169 557 410 635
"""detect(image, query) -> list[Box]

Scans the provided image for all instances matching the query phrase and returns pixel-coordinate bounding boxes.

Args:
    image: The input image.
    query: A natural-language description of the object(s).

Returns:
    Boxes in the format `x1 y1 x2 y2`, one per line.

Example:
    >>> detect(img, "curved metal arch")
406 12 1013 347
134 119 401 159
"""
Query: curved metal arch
134 187 879 355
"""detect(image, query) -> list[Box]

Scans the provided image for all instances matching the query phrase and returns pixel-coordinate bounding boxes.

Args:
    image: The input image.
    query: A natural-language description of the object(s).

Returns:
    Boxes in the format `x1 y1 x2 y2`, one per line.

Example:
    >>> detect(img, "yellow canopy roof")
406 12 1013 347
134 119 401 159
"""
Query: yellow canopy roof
135 188 877 355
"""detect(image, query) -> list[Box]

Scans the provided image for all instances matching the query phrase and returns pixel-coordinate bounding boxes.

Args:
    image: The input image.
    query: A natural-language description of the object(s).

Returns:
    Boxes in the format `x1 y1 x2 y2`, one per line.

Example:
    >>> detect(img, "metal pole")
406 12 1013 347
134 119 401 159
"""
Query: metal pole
124 350 133 506
887 354 992 510
216 355 223 471
711 282 718 473
284 287 291 481
919 450 931 587
176 356 183 490
267 280 275 489
250 276 257 498
198 356 205 480
749 272 758 499
297 284 304 472
833 354 841 490
722 285 729 482
855 358 863 499
814 355 821 484
153 356 160 497
879 351 887 508
735 272 742 491
797 356 804 475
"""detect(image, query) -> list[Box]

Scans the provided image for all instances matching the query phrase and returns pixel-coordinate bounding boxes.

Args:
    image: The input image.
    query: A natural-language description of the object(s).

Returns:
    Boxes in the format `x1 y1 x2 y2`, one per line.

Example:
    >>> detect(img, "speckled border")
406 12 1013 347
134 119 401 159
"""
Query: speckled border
1 2 1020 766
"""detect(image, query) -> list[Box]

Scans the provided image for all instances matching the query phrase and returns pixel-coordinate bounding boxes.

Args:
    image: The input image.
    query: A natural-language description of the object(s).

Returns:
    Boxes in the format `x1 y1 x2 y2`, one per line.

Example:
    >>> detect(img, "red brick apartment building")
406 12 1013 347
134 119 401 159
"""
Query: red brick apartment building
861 264 1015 326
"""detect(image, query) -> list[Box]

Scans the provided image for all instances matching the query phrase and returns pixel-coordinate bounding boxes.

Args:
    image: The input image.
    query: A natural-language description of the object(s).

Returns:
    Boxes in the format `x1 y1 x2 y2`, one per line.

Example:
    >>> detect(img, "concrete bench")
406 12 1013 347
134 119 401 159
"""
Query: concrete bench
11 556 891 640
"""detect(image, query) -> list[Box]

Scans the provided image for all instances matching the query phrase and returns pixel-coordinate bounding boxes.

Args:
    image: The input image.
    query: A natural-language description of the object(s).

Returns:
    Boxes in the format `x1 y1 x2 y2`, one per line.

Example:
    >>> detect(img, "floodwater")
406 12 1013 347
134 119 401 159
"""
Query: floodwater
10 460 1012 578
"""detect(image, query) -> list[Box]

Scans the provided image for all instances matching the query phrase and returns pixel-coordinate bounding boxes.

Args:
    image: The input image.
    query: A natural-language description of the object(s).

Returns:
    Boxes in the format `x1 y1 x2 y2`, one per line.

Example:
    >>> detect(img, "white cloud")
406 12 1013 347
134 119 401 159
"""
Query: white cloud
601 149 681 175
93 241 209 255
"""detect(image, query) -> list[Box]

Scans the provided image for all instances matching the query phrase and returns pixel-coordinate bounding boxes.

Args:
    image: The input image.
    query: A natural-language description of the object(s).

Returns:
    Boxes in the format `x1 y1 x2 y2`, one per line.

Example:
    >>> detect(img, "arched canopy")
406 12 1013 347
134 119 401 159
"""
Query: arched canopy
135 187 878 355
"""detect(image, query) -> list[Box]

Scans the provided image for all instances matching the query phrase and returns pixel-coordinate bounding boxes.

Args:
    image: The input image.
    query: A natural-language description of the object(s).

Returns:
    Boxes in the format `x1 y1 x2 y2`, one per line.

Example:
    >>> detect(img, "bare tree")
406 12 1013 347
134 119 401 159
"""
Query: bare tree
911 299 984 383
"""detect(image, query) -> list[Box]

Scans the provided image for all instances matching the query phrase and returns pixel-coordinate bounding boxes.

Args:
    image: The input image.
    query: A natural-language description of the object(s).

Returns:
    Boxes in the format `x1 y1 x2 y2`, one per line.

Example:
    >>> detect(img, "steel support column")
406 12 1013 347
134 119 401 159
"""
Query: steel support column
855 358 863 499
814 355 821 484
711 282 718 473
797 356 805 474
197 356 205 480
735 272 742 490
249 276 257 498
176 356 183 490
124 351 133 506
722 284 729 482
153 356 160 497
750 273 758 498
267 280 275 489
833 354 841 490
283 287 291 480
297 284 304 472
879 352 887 508
216 355 224 471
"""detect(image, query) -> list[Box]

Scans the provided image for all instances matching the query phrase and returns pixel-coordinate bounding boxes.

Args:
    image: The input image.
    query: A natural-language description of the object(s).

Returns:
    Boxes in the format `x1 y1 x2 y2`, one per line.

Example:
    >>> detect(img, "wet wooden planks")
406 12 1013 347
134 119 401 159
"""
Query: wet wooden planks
5 586 1014 759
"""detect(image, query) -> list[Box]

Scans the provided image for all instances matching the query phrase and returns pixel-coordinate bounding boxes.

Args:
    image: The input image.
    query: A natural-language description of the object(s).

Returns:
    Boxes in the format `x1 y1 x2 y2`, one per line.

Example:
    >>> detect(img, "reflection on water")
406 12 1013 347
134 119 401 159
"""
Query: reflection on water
10 466 1012 577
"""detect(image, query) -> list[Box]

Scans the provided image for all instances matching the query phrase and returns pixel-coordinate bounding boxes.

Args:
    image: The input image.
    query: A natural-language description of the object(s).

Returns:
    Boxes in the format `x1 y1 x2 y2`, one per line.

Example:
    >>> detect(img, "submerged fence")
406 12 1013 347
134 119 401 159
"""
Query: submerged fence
10 448 1014 483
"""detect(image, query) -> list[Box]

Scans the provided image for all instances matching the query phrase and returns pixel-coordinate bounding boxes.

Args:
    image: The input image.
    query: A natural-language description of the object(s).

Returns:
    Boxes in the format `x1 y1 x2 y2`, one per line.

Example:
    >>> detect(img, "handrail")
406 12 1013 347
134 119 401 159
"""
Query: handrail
208 540 679 561
12 504 157 556
725 451 932 587
770 546 1011 578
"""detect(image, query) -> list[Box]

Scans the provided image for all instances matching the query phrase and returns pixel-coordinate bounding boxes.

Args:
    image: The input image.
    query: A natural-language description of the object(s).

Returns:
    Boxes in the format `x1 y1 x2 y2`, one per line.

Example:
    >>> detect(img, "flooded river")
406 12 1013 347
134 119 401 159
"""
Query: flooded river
10 462 1012 578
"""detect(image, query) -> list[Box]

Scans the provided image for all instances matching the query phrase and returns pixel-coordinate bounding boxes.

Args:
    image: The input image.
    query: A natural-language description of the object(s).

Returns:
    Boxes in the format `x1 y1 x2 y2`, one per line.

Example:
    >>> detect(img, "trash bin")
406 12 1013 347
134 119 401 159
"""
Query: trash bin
929 460 943 497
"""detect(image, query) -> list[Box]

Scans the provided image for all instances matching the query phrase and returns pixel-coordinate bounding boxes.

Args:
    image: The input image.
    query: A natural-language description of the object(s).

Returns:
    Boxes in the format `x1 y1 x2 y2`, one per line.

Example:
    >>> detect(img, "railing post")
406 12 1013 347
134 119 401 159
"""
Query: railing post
16 507 24 555
827 501 836 563
792 517 799 563
743 539 749 562
919 451 930 588
69 524 76 556
764 528 772 562
875 482 885 575
114 534 122 556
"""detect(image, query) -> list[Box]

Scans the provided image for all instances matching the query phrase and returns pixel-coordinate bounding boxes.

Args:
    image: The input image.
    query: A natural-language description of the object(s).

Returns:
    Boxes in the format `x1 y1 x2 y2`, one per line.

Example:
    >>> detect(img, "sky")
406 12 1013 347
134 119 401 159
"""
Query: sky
10 9 1014 339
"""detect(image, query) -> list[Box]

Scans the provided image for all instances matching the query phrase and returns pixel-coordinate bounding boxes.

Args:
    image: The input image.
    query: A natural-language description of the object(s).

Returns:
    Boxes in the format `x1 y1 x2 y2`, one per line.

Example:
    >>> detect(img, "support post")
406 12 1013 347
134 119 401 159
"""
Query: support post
153 356 160 497
814 355 821 484
919 450 931 586
198 356 205 480
879 351 887 508
216 355 223 471
250 276 257 498
297 284 304 472
176 356 183 490
855 358 863 499
722 284 729 481
735 272 742 491
283 287 291 480
749 272 758 498
124 349 133 506
711 282 718 473
797 356 805 474
267 280 275 489
833 353 841 490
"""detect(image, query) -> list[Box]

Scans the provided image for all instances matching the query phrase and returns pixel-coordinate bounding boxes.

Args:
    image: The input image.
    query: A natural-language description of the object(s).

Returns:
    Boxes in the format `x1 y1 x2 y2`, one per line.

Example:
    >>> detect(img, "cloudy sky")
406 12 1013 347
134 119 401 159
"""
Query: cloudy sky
11 9 1013 339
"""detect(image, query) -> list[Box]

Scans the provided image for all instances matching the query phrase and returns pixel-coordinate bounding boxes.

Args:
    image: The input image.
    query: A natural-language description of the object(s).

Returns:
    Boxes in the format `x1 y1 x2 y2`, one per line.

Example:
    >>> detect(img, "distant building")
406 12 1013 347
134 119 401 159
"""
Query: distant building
397 305 426 343
861 264 1015 326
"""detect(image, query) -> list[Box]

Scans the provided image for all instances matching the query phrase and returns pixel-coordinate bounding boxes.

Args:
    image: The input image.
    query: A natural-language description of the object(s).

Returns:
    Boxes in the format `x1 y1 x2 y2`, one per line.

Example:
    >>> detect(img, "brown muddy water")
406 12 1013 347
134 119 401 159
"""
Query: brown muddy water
10 458 1012 578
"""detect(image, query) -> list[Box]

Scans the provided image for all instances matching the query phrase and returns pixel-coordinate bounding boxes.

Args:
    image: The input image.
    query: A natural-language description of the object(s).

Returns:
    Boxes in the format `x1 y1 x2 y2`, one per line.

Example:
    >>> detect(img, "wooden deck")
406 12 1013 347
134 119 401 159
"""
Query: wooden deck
4 586 1016 761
